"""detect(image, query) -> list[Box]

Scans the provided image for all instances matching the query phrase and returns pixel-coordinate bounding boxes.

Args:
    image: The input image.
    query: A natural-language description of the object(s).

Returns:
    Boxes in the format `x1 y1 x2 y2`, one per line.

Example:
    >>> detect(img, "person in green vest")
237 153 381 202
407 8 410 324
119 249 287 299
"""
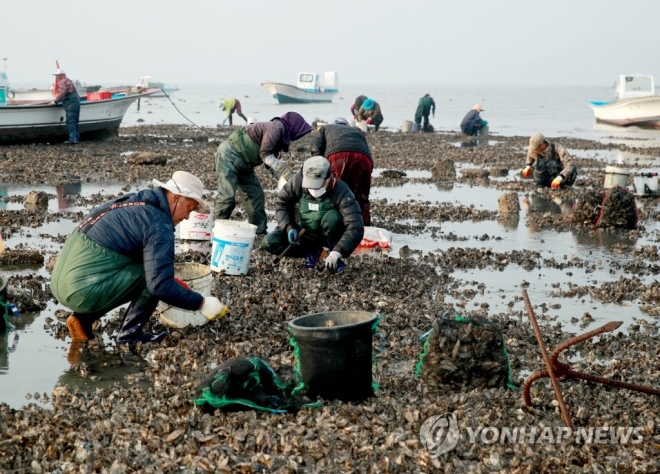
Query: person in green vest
260 156 364 273
214 112 312 237
414 93 436 132
219 98 248 126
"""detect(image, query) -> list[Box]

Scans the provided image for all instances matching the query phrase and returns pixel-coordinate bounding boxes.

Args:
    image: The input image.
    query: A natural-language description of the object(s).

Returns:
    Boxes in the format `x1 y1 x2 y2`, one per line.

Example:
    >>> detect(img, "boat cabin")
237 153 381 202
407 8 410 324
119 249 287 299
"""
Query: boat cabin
296 72 338 93
616 75 655 100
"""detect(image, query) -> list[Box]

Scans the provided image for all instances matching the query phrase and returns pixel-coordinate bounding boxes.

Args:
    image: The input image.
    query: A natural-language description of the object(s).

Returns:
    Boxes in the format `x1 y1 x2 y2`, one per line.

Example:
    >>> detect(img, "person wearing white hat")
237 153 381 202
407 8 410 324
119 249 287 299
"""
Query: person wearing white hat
51 171 229 347
260 156 364 273
50 69 81 144
460 104 487 136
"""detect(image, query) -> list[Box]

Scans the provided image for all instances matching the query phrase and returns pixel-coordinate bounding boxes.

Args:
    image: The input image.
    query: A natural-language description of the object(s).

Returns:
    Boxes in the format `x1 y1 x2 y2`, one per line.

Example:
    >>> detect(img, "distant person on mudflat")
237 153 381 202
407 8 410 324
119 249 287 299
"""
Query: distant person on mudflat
460 104 488 136
357 98 384 132
522 133 577 189
214 112 313 238
219 98 248 126
50 69 80 144
312 118 374 226
414 94 436 132
350 95 367 120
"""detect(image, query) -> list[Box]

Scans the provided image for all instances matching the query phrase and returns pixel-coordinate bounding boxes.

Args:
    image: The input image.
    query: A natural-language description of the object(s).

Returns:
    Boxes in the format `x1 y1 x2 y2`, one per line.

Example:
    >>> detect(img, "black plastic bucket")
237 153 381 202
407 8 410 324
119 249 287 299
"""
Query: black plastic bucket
289 311 378 402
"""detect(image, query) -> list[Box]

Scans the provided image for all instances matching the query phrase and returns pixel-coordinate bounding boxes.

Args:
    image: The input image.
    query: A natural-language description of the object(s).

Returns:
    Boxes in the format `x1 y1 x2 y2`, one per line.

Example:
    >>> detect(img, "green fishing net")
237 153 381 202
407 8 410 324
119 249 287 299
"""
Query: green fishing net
415 311 516 390
194 357 319 413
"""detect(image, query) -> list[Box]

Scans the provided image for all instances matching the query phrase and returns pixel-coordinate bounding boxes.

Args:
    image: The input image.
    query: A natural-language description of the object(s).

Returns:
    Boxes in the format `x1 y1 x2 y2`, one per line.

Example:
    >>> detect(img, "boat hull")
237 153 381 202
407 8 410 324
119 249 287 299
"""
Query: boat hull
0 92 153 144
261 82 337 104
589 96 660 128
9 86 101 102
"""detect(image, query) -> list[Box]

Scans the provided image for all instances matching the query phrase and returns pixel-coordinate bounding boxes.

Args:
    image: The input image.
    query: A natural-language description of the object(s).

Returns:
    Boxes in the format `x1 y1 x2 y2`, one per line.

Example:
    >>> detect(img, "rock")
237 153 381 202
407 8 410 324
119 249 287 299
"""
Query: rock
24 191 48 206
498 192 520 217
380 169 407 179
126 152 167 165
45 254 58 274
461 168 490 179
431 159 456 179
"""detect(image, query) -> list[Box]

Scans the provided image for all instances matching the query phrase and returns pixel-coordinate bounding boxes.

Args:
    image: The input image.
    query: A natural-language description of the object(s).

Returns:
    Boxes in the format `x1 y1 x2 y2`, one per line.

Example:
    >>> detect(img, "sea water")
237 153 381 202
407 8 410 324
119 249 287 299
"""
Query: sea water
105 82 660 146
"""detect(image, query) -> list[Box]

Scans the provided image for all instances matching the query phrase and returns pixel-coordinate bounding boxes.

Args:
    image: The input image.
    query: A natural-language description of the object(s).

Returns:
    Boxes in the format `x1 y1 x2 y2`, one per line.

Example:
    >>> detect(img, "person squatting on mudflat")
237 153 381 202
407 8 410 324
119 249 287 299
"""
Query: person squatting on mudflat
357 98 384 132
350 95 367 120
51 69 80 144
312 118 374 226
260 156 364 273
213 112 313 238
51 171 229 344
460 104 488 136
522 133 577 189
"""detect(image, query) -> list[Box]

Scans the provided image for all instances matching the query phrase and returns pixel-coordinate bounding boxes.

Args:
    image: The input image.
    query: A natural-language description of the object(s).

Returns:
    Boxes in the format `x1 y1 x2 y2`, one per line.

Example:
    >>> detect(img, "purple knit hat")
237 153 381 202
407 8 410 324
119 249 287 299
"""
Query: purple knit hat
276 112 313 147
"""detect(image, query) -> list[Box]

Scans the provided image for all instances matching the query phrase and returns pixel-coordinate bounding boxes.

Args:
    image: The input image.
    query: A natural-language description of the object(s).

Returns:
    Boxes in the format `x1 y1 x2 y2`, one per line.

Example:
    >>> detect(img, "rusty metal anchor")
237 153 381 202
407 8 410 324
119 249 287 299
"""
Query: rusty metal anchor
522 290 660 428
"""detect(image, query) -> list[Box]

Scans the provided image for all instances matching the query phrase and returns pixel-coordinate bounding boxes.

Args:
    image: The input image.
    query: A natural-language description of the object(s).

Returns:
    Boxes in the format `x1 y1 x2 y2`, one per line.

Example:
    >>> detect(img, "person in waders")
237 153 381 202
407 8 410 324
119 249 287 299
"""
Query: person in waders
51 171 230 353
414 93 436 132
213 111 313 239
50 69 80 144
219 98 248 126
522 133 577 189
312 117 374 226
260 156 364 273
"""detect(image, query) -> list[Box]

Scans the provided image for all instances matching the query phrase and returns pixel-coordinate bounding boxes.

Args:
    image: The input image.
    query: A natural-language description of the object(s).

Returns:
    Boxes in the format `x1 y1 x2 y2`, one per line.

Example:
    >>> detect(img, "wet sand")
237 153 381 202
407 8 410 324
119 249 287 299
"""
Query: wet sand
1 125 659 472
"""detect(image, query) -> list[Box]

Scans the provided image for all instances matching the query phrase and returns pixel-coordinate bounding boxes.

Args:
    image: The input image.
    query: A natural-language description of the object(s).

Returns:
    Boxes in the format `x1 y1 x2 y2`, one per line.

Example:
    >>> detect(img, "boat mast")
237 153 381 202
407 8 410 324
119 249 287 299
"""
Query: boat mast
1 57 7 74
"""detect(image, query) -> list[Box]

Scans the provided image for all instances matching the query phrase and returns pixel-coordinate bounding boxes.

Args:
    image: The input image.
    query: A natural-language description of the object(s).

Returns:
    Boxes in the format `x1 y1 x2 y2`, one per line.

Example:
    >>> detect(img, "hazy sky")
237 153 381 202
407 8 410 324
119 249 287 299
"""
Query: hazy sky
4 0 660 87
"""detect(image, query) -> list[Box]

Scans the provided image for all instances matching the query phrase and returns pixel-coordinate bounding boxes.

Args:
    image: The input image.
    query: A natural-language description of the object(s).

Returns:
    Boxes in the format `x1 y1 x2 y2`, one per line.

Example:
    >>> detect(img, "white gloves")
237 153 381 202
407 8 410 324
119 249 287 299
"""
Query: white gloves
324 251 342 271
263 154 286 175
200 297 229 321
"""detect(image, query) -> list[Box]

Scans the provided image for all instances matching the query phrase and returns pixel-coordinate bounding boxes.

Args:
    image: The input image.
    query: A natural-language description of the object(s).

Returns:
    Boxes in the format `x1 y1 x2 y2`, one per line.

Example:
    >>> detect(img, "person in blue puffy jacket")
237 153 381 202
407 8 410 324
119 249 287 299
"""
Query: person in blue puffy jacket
460 104 487 136
51 171 229 345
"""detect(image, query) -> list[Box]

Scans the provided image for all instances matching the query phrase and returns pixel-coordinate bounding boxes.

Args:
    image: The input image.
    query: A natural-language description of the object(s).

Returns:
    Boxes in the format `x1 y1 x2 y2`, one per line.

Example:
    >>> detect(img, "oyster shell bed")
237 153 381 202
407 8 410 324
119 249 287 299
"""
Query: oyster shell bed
1 126 660 472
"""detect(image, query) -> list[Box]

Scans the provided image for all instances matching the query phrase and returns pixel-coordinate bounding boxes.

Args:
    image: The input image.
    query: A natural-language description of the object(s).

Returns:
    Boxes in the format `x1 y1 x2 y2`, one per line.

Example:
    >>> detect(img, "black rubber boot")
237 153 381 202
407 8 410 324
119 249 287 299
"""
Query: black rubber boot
116 302 167 344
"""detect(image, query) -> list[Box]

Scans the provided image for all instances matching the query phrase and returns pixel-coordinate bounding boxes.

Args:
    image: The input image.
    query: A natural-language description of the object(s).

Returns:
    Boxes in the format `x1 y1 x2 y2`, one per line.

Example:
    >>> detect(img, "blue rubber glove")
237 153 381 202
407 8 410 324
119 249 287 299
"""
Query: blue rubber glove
287 228 300 246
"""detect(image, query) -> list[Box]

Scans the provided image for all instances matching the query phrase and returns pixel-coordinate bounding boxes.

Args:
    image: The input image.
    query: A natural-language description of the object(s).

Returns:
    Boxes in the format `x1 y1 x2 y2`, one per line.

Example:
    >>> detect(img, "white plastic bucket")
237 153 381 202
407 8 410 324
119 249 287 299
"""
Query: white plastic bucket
604 165 629 189
210 219 257 275
177 211 213 240
478 125 489 136
633 174 659 196
157 263 212 328
246 117 256 125
402 120 413 132
356 122 368 133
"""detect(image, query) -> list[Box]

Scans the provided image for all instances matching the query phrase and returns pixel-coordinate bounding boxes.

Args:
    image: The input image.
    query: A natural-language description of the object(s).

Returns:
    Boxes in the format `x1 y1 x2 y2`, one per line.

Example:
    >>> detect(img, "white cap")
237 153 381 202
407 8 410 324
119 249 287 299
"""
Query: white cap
302 156 331 189
53 68 66 76
246 117 257 125
152 171 210 213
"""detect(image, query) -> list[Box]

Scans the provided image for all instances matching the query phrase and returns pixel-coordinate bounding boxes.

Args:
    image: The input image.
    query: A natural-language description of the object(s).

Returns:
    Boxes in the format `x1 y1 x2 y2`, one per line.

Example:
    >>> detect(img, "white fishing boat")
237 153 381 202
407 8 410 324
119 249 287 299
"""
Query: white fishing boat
589 75 660 128
135 76 179 97
261 72 338 104
0 88 160 144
